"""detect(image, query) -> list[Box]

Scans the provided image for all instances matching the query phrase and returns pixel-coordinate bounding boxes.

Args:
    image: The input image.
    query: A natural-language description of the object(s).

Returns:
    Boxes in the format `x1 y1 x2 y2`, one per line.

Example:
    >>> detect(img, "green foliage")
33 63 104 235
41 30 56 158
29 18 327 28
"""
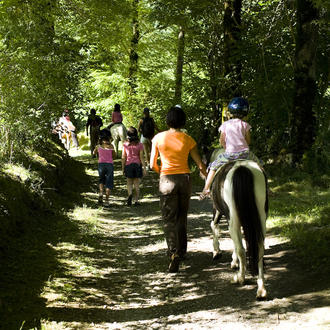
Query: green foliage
268 167 330 270
0 0 329 168
1 1 329 326
302 92 330 174
0 137 82 247
241 1 295 158
0 0 84 159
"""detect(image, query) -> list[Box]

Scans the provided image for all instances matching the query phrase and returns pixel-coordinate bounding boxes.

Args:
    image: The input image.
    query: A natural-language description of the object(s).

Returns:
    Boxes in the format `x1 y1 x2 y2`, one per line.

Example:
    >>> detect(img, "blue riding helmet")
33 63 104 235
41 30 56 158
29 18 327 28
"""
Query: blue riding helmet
228 97 249 116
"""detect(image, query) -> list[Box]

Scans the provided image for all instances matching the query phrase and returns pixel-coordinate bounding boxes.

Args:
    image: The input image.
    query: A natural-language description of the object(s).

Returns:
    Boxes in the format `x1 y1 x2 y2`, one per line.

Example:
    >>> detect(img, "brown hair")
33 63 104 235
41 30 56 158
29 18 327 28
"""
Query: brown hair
127 126 139 145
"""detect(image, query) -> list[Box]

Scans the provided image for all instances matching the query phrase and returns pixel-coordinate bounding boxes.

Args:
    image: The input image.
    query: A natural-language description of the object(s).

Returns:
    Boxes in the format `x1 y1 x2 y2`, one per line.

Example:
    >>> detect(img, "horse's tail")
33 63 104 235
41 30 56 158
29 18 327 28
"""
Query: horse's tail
232 165 264 275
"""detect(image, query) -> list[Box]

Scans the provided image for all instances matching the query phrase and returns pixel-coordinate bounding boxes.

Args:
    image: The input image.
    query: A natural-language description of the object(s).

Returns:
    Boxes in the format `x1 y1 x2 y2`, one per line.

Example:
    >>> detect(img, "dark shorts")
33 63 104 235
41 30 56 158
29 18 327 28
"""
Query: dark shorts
125 163 143 178
98 163 114 189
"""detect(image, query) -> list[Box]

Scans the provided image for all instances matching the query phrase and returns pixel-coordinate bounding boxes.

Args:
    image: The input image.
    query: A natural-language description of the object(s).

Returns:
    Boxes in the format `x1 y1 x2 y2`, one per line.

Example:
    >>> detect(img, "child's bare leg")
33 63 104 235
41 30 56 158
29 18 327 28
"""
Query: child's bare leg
127 178 133 196
98 183 104 203
105 188 110 201
143 142 151 166
99 183 104 195
133 178 140 202
203 169 216 194
127 178 133 205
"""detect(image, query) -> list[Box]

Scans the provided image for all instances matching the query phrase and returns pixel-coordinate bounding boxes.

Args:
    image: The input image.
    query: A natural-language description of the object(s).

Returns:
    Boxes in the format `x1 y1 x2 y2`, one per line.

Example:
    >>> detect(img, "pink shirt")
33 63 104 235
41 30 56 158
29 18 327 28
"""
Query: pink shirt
112 112 123 123
123 142 144 165
219 119 251 153
98 147 114 163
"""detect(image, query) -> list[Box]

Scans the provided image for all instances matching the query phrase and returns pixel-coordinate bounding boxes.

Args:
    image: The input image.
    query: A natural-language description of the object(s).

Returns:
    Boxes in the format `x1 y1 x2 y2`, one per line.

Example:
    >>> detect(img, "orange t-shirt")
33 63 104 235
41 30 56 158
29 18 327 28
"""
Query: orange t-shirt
152 130 196 175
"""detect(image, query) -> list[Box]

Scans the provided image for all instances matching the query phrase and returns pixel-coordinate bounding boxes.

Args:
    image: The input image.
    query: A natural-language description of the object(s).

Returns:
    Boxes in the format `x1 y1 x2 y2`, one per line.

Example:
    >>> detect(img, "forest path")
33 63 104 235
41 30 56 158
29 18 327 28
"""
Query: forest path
41 150 329 329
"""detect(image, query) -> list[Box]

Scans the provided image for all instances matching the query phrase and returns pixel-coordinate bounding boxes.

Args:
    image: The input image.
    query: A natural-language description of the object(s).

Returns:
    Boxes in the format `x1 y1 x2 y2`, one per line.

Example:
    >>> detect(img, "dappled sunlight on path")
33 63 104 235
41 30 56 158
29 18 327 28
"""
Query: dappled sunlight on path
40 150 330 329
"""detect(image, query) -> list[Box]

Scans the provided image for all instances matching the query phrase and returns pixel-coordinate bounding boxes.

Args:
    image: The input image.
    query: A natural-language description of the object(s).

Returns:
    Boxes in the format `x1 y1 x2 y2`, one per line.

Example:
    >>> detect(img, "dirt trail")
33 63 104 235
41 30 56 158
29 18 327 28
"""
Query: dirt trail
41 152 330 329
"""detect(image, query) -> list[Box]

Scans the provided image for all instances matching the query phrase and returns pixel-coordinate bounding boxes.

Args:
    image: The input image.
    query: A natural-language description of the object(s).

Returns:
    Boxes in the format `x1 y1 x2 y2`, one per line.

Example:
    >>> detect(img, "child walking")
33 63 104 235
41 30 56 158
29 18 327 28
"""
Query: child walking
94 135 116 206
200 97 261 199
122 126 146 206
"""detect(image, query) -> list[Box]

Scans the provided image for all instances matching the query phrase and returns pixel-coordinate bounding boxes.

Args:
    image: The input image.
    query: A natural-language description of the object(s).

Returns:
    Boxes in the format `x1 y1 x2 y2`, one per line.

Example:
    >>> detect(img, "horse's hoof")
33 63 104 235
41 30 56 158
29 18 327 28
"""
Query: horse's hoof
232 274 244 285
256 288 267 300
212 252 222 261
231 261 238 269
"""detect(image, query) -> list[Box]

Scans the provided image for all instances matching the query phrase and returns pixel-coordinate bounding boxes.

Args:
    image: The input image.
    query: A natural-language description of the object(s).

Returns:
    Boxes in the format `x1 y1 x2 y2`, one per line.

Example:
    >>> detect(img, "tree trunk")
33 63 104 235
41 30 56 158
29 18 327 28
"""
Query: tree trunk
128 0 139 93
290 0 319 164
208 46 221 137
174 26 185 105
223 0 242 98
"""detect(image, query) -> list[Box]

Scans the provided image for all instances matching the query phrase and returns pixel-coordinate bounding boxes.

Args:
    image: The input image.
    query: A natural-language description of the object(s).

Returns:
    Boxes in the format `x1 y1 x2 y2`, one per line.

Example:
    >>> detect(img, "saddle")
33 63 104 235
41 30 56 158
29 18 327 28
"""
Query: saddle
108 122 123 130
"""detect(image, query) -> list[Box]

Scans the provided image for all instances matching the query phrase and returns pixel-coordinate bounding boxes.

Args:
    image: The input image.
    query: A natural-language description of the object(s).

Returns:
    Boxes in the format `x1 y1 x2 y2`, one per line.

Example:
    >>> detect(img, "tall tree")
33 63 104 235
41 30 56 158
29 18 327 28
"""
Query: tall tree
290 0 319 163
174 25 185 104
223 0 242 98
203 2 223 140
128 0 140 93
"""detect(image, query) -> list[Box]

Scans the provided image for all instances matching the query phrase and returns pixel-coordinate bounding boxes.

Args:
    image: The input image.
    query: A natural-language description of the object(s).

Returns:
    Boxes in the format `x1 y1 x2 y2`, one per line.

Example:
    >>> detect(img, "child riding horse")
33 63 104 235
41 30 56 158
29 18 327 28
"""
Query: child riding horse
202 97 268 299
211 159 268 299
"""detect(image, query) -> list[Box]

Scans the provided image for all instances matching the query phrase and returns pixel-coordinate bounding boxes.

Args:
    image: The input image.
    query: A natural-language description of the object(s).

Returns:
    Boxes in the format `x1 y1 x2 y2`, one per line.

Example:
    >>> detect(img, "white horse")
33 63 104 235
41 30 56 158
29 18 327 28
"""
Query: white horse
58 128 72 150
211 160 268 299
109 123 127 156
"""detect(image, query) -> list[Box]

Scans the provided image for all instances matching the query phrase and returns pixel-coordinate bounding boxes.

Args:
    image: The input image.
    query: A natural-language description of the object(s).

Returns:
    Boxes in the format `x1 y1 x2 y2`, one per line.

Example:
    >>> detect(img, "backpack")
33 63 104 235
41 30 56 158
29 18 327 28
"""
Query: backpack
90 115 102 127
141 117 155 139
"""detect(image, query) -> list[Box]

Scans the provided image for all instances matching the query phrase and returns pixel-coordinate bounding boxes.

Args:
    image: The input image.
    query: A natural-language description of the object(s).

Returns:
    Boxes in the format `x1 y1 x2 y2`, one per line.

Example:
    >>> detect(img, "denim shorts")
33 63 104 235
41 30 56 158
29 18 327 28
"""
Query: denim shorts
208 150 262 171
124 163 143 178
98 163 114 189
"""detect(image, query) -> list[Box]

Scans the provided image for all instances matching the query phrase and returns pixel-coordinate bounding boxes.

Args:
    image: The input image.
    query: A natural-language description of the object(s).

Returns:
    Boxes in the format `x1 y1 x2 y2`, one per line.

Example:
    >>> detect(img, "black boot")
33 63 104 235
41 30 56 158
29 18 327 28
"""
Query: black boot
126 195 132 206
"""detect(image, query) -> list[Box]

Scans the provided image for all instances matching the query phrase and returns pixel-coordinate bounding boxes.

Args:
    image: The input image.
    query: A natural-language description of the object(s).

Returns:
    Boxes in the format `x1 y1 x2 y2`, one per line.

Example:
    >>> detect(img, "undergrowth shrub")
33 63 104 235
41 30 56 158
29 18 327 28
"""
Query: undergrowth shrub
0 137 88 252
267 165 330 272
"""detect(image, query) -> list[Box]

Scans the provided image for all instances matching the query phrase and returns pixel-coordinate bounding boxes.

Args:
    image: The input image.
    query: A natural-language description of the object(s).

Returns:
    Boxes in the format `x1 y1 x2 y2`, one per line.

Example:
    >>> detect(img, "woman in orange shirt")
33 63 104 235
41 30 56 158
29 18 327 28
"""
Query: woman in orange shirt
150 105 207 273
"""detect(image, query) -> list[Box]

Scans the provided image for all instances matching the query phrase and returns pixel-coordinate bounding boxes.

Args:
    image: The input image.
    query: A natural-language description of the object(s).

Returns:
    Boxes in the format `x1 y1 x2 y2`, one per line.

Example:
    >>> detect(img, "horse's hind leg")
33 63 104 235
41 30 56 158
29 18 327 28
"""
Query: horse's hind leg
211 219 221 260
231 250 239 269
115 139 119 158
256 243 267 299
65 135 70 150
229 220 246 285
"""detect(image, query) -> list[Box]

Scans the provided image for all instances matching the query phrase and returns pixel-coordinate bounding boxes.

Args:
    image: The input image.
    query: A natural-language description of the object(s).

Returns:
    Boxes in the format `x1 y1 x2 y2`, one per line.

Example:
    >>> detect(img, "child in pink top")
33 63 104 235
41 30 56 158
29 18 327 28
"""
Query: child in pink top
122 127 146 206
112 110 122 123
94 135 116 206
200 97 261 199
112 103 123 123
108 103 123 130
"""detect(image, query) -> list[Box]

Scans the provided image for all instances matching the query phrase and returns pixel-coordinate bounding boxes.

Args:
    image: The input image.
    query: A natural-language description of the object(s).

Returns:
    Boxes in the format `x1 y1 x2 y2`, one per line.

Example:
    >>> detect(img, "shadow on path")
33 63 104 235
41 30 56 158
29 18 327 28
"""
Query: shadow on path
2 151 329 329
43 153 330 328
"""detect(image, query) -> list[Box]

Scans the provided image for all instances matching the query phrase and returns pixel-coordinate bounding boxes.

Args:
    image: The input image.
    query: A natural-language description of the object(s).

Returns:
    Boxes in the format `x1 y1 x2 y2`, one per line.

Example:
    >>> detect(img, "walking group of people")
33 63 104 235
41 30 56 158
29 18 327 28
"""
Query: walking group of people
90 98 262 273
90 104 158 208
